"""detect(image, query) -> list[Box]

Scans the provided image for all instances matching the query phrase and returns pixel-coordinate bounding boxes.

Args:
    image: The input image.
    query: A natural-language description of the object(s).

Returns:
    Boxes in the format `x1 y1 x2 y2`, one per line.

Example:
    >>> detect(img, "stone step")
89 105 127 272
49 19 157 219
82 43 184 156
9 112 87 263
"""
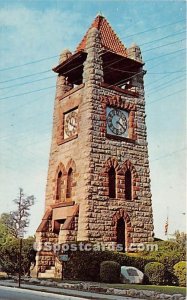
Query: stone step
38 272 55 279
45 269 55 274
38 266 55 279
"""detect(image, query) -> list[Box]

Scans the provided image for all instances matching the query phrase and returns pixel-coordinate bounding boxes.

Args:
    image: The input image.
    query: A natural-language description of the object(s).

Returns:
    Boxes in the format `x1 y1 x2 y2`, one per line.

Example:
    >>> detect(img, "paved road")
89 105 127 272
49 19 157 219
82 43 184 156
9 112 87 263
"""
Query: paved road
0 286 88 300
0 282 144 300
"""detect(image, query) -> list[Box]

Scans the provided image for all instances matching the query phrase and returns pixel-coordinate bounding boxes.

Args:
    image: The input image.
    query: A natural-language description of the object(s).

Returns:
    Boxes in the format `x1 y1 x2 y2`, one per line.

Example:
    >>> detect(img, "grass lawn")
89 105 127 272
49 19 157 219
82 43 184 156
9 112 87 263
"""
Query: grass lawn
2 276 186 297
38 279 186 296
103 283 186 296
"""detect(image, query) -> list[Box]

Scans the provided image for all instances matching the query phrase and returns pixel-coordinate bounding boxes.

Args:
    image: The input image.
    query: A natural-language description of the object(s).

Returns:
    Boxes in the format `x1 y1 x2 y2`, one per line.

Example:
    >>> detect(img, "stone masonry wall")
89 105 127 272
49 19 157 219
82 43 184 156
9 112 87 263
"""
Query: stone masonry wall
79 27 154 248
42 26 154 252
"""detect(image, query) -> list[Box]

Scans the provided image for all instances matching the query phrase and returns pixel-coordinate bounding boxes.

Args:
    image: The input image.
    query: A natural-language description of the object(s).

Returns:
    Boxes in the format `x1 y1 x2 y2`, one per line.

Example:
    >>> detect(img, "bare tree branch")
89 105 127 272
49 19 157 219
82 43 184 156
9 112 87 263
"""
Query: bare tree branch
1 188 35 238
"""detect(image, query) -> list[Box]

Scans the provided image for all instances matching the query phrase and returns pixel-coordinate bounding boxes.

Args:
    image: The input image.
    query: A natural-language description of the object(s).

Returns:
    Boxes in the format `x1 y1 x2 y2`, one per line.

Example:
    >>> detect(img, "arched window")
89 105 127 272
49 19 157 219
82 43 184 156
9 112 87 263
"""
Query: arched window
56 171 62 201
66 168 73 198
125 169 132 200
109 166 116 198
117 217 125 252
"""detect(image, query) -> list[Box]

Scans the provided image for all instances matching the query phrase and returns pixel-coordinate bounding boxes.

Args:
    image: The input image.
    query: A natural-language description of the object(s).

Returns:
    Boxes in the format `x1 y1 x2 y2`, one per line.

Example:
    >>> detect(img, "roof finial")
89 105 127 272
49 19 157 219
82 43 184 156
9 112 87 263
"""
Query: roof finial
97 11 103 17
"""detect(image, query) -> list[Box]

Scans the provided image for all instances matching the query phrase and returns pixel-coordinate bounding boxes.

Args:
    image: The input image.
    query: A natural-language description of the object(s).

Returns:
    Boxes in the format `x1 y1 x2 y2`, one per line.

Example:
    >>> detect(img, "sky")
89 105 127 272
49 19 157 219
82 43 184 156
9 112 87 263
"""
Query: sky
0 0 186 240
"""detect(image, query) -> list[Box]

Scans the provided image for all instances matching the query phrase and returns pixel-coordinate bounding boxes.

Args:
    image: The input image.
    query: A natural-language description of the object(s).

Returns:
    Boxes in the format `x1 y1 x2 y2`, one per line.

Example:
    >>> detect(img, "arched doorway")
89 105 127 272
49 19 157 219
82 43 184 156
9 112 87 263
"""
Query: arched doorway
117 217 125 252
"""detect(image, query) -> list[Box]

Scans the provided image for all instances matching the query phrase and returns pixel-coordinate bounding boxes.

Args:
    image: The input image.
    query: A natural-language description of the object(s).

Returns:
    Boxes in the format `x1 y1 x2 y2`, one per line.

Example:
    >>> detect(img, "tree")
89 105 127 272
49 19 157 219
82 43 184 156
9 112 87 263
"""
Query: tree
1 188 35 238
0 236 35 275
0 188 35 277
173 230 186 247
169 230 186 254
0 217 11 246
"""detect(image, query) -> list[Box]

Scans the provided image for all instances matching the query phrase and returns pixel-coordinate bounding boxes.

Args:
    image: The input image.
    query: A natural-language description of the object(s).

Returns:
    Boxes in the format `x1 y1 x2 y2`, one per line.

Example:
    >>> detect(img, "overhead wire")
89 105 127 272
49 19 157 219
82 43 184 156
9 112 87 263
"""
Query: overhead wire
143 38 186 53
0 55 58 72
0 19 186 144
1 76 184 144
138 30 186 47
147 88 186 105
0 18 185 74
0 44 186 101
0 91 54 116
0 75 56 90
145 67 185 89
122 18 186 39
0 85 56 100
150 147 186 162
1 81 184 159
1 17 186 202
1 138 186 173
147 74 185 93
0 69 51 84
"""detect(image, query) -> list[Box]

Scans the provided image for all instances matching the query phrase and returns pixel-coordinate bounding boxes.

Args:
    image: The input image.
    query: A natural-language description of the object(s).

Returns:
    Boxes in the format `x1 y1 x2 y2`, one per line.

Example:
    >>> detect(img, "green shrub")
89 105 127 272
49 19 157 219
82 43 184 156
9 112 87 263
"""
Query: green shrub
100 261 121 283
141 240 185 285
173 261 186 287
63 241 185 284
0 237 35 275
148 251 184 285
63 244 151 281
144 262 165 285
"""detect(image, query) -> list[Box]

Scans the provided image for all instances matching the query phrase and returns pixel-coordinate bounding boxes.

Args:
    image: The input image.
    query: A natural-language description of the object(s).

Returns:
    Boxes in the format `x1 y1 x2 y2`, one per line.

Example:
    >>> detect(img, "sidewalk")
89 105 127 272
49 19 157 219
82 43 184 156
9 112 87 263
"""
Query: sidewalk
0 280 144 300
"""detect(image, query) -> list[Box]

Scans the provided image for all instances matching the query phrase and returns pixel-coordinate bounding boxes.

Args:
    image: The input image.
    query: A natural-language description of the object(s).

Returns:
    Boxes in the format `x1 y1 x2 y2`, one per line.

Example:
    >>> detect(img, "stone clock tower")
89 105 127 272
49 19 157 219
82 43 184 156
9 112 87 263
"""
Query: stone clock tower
34 15 154 278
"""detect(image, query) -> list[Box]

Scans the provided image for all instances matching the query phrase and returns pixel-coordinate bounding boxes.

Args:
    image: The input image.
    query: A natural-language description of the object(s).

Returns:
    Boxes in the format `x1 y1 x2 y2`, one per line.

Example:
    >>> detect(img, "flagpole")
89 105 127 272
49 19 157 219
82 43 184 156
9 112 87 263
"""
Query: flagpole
165 206 169 239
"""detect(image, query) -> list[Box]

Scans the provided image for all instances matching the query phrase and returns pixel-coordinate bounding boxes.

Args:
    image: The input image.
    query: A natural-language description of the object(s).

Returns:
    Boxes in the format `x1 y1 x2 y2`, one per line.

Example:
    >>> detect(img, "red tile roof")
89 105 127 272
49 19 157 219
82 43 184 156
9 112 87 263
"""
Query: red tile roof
76 15 127 57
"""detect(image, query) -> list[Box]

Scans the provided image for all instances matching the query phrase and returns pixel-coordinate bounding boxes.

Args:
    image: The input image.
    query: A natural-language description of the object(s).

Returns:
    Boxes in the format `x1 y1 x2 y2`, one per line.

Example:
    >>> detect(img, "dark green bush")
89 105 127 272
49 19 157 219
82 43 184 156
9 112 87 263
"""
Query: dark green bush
0 237 35 275
141 240 185 285
144 262 165 285
63 241 185 284
100 261 120 283
63 244 150 281
148 251 184 285
173 261 186 287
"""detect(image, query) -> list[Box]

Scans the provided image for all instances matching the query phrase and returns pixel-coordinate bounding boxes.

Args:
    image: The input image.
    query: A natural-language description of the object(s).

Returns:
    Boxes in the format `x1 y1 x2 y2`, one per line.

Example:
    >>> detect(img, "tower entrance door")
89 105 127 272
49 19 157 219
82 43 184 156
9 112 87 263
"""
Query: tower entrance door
117 217 125 252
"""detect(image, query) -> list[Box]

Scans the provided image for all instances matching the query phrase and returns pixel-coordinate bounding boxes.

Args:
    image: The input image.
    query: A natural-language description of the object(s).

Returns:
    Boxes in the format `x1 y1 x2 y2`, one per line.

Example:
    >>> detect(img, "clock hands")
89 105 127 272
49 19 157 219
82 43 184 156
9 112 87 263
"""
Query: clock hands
116 120 126 131
69 117 77 129
107 108 128 136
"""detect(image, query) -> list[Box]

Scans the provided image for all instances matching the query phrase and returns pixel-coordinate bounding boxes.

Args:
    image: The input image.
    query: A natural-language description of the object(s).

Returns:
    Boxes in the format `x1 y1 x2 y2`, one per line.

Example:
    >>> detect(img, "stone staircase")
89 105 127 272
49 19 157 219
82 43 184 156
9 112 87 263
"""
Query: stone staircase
38 266 55 278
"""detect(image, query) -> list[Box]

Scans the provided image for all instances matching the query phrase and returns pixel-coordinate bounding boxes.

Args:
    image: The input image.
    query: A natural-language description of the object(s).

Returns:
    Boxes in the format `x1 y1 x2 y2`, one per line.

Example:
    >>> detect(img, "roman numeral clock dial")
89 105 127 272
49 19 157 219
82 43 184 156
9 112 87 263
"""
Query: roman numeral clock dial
106 107 129 138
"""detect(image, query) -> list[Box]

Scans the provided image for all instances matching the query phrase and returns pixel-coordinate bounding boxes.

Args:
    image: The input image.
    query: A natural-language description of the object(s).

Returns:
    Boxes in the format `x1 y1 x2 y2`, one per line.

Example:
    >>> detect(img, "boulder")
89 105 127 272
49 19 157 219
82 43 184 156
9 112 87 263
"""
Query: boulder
120 266 144 284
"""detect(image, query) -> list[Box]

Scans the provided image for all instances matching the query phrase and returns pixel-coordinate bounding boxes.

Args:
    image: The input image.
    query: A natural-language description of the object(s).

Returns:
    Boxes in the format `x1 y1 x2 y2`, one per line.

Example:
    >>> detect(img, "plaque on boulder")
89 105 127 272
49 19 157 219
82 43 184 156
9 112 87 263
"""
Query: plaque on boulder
121 266 144 284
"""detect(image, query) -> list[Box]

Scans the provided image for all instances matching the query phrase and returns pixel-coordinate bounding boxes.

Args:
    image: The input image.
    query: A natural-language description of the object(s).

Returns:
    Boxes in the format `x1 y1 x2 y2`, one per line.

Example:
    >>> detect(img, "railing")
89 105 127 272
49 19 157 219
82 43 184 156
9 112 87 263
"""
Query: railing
100 82 139 97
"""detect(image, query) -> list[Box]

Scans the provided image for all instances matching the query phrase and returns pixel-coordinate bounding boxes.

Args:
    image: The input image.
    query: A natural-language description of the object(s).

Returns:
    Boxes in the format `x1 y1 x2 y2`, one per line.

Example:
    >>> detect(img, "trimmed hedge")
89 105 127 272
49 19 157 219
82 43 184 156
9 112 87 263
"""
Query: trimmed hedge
63 247 150 281
141 241 185 285
144 262 165 285
62 241 185 285
173 261 186 287
100 261 121 283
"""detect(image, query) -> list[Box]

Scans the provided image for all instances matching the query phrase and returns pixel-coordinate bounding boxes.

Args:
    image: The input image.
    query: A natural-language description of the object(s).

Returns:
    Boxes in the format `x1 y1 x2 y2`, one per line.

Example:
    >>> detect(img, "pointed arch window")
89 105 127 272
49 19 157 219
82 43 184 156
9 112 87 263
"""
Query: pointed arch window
117 217 125 252
56 171 62 201
125 169 132 200
66 168 73 198
109 166 116 198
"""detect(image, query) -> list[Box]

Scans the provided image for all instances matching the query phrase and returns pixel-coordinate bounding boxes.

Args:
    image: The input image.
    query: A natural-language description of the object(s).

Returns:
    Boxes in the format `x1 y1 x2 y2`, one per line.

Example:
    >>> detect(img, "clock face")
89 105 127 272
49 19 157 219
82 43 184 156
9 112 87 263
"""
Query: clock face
64 109 78 139
106 107 128 137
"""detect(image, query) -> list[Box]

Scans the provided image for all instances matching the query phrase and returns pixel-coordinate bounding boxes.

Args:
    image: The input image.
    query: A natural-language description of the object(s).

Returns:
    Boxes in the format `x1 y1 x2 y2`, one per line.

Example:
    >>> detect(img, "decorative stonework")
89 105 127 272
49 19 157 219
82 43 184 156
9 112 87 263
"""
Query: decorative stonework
100 94 137 140
112 208 133 245
34 15 154 278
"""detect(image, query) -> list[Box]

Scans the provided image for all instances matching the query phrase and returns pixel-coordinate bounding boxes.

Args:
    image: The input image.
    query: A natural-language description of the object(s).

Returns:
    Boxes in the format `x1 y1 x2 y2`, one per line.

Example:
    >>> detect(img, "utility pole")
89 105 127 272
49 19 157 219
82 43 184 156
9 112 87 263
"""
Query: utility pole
6 188 34 287
18 188 23 288
18 236 23 288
